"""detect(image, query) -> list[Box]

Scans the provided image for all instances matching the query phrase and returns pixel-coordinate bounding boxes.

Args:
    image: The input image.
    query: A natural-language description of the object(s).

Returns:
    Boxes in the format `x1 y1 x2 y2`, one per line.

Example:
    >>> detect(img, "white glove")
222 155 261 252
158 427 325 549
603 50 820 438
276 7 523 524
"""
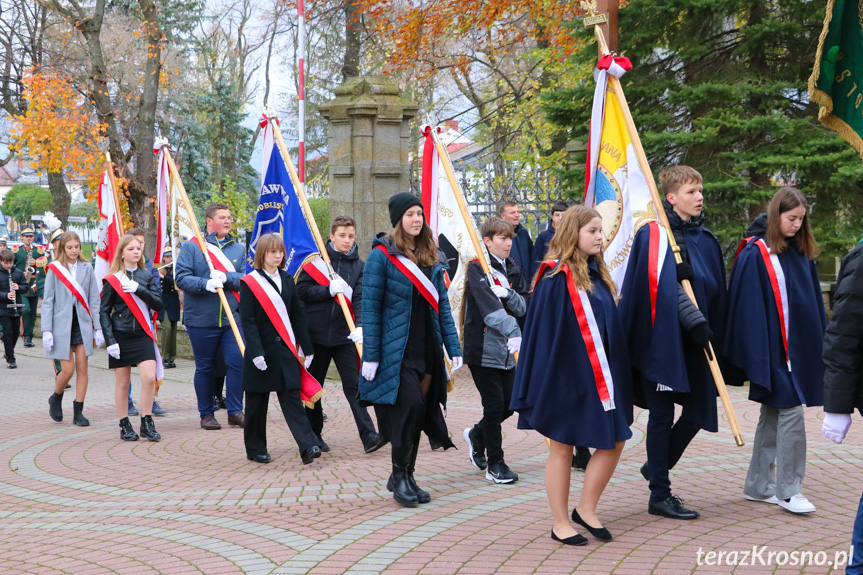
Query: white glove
348 327 363 344
451 356 463 372
205 278 224 293
210 269 227 283
94 331 105 348
122 281 139 293
42 331 53 350
329 277 347 297
107 343 121 359
506 336 522 355
490 285 509 298
304 355 314 368
823 412 853 444
362 361 379 380
252 356 267 371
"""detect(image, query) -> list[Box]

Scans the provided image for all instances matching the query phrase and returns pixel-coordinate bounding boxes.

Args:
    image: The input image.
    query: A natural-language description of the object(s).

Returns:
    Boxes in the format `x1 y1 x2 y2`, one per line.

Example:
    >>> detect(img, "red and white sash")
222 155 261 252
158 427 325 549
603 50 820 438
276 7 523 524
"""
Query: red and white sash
48 262 90 317
301 258 355 320
105 273 164 380
536 260 616 411
753 239 792 371
646 221 669 328
196 238 240 304
375 245 439 314
241 271 323 406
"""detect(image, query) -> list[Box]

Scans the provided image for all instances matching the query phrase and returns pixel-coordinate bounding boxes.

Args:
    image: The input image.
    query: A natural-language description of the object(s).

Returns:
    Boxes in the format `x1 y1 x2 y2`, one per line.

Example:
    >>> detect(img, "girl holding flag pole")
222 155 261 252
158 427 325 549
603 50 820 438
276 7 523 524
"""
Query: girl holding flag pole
724 187 826 514
511 206 633 545
99 235 164 442
44 232 104 426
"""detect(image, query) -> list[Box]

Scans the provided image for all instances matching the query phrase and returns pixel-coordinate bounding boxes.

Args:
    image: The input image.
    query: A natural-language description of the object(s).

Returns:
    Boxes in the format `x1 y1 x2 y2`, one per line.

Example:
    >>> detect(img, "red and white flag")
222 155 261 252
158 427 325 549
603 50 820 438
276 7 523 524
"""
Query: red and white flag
153 138 171 264
94 171 120 289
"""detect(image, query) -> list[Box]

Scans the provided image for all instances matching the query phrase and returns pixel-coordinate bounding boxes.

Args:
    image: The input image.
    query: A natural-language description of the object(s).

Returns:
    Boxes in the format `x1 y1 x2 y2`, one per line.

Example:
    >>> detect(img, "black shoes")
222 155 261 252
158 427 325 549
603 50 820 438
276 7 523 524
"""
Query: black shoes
212 395 226 410
463 427 487 470
572 446 592 471
23 337 34 347
301 445 322 464
551 530 588 546
486 461 518 484
162 360 176 368
407 443 430 504
362 433 387 454
119 417 139 441
49 392 63 422
140 415 161 442
571 508 612 541
72 401 89 427
6 361 16 369
317 435 331 452
389 464 419 508
648 495 700 520
247 453 272 464
640 462 649 481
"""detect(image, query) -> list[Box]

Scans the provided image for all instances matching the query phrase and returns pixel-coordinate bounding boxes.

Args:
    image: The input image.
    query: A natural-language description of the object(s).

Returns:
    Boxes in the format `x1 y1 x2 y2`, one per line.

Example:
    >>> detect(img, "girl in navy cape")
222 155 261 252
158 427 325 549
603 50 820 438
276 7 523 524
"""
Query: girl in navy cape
724 187 826 514
511 206 633 545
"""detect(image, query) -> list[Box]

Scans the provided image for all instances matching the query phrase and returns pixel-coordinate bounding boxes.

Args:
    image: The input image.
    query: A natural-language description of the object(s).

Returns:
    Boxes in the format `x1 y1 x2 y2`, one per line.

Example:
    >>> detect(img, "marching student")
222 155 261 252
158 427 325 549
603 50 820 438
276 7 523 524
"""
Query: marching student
99 234 164 442
239 233 322 465
360 193 463 508
725 187 825 514
297 215 386 454
512 206 632 545
0 249 27 368
43 232 104 425
462 217 528 484
620 165 727 520
531 201 568 278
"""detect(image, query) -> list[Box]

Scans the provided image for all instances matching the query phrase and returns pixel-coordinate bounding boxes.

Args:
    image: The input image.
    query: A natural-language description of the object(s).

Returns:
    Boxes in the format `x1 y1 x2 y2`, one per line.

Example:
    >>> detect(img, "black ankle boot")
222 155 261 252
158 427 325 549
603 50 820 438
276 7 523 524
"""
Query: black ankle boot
407 442 430 503
387 445 419 507
72 401 89 426
119 417 139 441
48 391 64 422
140 415 161 442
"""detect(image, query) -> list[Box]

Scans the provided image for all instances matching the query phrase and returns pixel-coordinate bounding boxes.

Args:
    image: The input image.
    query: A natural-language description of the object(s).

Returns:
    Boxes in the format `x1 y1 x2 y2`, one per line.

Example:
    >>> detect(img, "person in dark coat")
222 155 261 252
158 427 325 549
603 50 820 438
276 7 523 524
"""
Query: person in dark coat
511 206 633 545
725 187 825 514
157 246 180 369
100 235 164 442
0 249 28 368
619 165 726 520
498 200 534 277
239 233 322 465
530 201 569 279
821 239 863 572
297 215 385 454
360 193 463 508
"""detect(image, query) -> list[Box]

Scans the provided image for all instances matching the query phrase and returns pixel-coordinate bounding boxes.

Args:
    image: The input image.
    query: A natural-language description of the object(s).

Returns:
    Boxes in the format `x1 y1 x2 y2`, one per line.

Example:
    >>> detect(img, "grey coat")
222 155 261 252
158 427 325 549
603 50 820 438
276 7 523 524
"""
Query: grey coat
42 260 101 359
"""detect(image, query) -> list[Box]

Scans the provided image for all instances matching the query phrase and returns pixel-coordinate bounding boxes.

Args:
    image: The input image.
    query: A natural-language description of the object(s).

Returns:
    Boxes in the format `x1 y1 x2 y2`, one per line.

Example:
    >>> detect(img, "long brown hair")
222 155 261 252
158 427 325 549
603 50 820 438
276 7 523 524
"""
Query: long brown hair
55 231 82 266
108 235 146 275
541 206 617 296
253 232 286 270
388 214 438 267
765 187 818 259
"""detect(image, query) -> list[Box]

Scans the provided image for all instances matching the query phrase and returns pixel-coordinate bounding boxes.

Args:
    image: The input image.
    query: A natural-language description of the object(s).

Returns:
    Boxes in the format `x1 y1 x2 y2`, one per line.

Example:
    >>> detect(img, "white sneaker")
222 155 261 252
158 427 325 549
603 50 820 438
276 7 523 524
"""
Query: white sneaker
745 494 779 504
777 494 816 514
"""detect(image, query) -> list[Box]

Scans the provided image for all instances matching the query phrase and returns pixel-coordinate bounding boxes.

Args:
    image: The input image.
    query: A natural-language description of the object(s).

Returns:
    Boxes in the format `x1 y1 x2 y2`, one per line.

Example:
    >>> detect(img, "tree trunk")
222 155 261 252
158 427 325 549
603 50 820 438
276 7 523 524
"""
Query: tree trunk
47 170 70 227
341 0 361 80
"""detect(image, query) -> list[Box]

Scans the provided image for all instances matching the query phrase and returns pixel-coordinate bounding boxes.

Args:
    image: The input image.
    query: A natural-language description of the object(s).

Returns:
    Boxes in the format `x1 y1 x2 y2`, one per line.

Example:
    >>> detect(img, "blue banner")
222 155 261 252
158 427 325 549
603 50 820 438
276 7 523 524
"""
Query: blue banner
246 146 319 274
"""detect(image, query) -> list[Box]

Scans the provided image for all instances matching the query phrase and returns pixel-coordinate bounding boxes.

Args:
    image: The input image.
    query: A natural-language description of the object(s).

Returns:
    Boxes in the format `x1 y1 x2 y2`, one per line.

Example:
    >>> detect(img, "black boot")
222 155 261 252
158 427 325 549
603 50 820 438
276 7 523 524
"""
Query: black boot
387 445 419 508
48 392 63 423
140 415 161 442
72 401 89 427
119 417 139 441
407 441 430 503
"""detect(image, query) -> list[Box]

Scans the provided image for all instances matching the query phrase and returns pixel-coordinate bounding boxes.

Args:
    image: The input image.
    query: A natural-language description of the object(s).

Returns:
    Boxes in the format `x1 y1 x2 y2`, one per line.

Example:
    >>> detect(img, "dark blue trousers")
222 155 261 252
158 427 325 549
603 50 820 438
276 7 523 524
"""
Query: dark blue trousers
187 324 244 416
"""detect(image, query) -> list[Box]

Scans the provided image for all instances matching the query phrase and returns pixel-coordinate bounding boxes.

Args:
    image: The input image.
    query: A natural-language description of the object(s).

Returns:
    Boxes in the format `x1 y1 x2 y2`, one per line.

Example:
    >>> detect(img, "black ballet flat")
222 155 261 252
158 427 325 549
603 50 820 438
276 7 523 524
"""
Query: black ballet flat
550 529 588 546
571 508 612 541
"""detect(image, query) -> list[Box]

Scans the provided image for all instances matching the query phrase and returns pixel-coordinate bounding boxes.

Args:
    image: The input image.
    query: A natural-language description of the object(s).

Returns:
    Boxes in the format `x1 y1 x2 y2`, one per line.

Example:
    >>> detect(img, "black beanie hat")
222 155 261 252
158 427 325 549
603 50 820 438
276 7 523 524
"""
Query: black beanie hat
388 193 423 228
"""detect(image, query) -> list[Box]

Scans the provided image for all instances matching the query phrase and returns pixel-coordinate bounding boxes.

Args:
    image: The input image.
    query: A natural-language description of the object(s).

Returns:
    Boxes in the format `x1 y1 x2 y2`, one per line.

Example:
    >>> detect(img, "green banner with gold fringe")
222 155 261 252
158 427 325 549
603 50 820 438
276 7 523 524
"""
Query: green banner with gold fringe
809 0 863 158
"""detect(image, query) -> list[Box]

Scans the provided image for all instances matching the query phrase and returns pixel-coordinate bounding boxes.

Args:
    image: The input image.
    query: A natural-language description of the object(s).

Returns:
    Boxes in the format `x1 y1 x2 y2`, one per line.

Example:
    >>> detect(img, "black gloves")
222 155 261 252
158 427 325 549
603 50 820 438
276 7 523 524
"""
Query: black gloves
690 323 714 360
676 261 694 282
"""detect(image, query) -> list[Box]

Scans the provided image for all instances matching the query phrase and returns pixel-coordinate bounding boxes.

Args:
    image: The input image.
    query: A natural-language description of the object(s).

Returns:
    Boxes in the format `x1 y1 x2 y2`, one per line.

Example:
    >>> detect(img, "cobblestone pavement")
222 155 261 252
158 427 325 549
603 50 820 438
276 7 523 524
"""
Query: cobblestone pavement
0 341 860 574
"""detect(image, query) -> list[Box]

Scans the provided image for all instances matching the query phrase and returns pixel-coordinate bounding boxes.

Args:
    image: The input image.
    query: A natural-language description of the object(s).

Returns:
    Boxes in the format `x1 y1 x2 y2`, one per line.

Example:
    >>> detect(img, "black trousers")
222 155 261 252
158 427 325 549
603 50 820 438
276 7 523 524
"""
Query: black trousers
468 364 515 465
305 343 376 440
0 315 20 362
643 384 701 501
245 388 318 457
375 366 427 449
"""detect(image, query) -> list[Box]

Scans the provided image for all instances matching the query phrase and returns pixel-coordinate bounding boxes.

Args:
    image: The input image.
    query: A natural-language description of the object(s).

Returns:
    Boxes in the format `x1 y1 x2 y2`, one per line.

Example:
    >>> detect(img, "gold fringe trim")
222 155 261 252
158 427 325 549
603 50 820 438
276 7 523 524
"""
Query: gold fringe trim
302 387 325 409
807 0 836 98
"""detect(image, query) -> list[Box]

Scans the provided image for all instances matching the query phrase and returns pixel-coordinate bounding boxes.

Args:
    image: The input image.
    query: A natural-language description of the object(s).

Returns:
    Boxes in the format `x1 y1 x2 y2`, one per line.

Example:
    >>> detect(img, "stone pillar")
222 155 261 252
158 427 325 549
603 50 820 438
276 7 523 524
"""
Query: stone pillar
319 76 419 257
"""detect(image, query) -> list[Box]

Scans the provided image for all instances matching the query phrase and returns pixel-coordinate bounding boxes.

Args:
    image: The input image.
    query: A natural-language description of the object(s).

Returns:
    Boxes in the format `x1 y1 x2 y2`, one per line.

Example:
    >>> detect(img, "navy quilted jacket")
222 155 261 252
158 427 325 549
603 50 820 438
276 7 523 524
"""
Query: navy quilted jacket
359 234 462 405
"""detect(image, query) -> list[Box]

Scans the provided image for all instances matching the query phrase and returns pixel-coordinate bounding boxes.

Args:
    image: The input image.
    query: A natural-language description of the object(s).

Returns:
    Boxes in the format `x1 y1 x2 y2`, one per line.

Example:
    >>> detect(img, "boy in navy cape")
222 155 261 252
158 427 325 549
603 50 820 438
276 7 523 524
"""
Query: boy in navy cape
620 165 727 520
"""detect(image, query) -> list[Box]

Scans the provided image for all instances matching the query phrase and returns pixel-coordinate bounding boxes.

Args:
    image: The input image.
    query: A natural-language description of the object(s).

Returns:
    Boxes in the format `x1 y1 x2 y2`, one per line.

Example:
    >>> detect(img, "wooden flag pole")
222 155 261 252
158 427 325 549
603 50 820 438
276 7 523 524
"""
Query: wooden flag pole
592 25 744 447
268 118 362 357
162 148 246 356
105 152 125 237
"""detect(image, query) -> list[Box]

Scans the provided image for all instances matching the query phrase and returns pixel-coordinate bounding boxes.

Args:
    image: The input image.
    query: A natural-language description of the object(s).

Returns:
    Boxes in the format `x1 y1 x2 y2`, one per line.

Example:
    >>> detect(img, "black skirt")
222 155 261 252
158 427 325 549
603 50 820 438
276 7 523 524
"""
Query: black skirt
109 330 156 368
70 307 83 346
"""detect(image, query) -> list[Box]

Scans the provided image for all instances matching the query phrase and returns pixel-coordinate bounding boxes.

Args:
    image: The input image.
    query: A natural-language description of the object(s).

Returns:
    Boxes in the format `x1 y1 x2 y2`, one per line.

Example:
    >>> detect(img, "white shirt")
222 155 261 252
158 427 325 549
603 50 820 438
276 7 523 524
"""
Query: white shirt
491 253 507 275
263 268 282 293
66 260 78 277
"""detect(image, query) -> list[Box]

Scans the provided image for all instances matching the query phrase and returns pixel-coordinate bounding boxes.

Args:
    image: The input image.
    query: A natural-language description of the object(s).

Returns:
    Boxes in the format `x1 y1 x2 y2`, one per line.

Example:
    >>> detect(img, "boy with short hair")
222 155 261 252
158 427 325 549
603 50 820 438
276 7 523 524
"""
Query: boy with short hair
462 217 529 483
0 249 28 368
297 216 385 454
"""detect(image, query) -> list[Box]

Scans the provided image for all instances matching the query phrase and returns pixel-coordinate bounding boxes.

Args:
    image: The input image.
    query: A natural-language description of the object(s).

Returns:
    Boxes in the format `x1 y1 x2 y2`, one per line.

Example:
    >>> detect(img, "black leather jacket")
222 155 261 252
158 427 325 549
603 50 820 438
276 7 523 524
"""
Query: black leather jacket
99 267 164 346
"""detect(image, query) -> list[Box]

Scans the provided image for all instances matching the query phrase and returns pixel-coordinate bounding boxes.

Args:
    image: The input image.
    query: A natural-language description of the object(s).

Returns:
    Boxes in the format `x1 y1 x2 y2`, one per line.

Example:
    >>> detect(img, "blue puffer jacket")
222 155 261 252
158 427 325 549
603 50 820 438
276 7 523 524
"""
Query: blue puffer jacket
359 234 462 405
175 232 246 328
